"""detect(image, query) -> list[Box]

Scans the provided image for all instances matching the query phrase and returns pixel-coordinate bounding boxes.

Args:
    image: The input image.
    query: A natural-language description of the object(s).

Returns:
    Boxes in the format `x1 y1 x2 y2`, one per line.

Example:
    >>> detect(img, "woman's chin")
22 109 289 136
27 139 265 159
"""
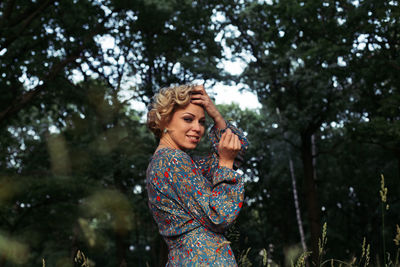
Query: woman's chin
183 143 198 150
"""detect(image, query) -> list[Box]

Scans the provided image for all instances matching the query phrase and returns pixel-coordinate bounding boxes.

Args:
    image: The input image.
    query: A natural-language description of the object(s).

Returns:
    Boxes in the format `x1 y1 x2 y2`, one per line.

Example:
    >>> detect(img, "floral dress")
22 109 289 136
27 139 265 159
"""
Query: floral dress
146 122 249 266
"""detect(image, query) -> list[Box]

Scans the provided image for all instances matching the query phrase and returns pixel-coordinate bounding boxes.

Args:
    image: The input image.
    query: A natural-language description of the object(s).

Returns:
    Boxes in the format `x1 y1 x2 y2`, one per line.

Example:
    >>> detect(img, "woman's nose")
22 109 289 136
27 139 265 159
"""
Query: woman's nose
192 121 201 132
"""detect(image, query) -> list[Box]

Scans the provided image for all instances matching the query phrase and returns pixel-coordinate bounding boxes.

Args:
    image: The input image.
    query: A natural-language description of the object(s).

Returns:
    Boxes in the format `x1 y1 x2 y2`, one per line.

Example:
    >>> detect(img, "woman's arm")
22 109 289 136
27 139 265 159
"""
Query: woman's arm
191 85 249 172
190 84 226 130
164 148 244 233
209 122 249 169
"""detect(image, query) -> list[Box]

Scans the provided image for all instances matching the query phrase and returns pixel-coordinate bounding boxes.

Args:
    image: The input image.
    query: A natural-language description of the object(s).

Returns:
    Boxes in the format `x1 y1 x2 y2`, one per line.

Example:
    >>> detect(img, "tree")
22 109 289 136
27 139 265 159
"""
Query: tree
0 0 225 126
347 0 400 178
223 0 359 261
0 1 226 265
1 0 399 265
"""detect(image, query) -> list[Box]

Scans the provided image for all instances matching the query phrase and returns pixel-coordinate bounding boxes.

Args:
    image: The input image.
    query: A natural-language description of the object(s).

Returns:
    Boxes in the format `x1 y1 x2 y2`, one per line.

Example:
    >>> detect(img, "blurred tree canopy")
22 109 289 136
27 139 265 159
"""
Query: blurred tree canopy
0 0 399 266
223 0 400 264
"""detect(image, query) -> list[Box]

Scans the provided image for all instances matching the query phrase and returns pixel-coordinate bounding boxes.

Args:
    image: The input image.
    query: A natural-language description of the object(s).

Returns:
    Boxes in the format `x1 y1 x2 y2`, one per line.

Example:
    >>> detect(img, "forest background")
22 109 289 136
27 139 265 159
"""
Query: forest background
1 0 399 266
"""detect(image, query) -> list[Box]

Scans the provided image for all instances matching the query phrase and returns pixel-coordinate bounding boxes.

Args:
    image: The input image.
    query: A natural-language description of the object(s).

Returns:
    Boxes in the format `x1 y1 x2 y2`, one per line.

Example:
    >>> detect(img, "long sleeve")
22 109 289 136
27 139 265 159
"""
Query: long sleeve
164 149 244 233
194 121 249 182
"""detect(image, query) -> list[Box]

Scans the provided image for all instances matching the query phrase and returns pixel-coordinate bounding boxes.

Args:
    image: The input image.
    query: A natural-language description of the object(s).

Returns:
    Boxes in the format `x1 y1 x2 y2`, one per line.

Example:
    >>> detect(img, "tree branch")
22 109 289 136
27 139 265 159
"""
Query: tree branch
0 0 56 51
0 51 81 125
0 12 113 125
2 0 17 22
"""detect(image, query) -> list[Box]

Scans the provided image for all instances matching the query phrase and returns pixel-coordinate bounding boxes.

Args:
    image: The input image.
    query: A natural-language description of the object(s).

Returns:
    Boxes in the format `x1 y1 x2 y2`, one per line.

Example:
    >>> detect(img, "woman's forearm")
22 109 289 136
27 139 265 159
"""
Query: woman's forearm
213 113 227 130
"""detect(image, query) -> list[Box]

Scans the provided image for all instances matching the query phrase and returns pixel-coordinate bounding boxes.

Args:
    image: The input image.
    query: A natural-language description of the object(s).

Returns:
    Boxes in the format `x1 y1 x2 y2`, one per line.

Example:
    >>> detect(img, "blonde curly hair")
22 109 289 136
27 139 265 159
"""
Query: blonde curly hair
147 84 195 138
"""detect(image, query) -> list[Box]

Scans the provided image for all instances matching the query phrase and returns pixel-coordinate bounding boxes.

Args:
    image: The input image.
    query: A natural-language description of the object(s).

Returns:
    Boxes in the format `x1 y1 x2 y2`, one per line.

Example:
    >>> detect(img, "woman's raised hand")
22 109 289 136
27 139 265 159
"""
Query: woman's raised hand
190 85 226 129
218 129 241 169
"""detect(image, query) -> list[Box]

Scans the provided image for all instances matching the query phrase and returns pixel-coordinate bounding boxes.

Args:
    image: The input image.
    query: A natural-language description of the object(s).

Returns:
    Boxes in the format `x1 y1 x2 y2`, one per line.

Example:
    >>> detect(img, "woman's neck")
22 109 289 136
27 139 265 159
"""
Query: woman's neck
158 135 180 150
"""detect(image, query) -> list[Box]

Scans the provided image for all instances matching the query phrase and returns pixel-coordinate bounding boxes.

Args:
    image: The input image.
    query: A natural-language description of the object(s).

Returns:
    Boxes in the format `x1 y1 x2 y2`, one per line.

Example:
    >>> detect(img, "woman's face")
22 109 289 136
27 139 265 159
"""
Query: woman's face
165 103 206 150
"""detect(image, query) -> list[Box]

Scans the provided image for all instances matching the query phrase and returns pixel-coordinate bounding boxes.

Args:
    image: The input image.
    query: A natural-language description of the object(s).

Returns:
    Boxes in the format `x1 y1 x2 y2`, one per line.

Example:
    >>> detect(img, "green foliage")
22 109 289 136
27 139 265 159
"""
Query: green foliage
0 0 225 125
222 0 400 264
0 1 225 264
1 0 400 266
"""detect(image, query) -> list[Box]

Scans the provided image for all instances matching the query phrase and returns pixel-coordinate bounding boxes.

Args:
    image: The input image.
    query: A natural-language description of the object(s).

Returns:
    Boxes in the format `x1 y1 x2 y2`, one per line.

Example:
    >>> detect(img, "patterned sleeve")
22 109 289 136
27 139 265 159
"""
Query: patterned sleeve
166 149 245 233
194 121 249 180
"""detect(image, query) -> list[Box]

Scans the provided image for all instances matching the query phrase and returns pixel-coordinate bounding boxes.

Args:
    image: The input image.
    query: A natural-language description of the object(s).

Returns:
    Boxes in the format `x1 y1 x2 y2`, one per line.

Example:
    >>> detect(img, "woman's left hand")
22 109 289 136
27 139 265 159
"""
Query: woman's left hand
191 85 226 129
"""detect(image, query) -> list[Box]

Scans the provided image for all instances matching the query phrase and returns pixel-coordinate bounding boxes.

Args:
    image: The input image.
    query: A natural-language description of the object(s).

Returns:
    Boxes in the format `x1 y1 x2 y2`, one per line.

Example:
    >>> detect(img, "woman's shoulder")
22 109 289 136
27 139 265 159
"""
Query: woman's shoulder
147 148 195 180
151 147 191 166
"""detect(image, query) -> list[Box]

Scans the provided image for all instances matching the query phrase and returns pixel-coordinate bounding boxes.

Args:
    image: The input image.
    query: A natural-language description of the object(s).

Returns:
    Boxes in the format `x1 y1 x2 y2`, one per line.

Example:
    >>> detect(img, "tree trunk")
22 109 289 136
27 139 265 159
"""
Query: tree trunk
277 107 307 254
301 132 321 265
158 235 169 266
0 255 5 267
70 223 79 260
152 233 168 267
115 231 128 267
397 153 400 181
289 157 307 253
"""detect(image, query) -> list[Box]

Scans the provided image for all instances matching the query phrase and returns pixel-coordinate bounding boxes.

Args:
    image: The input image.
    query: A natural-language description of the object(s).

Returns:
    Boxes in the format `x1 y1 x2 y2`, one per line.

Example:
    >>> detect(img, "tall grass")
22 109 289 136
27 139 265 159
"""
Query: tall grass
39 174 400 266
236 174 400 267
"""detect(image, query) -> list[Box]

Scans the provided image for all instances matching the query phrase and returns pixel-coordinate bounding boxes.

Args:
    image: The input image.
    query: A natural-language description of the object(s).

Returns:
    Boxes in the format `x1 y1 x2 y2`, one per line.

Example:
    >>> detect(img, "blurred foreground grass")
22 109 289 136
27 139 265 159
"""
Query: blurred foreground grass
4 175 400 266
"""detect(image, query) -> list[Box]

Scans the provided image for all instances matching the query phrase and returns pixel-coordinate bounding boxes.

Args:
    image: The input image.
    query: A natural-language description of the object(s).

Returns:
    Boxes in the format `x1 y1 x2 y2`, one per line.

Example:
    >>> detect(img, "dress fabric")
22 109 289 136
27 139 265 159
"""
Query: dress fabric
146 122 249 266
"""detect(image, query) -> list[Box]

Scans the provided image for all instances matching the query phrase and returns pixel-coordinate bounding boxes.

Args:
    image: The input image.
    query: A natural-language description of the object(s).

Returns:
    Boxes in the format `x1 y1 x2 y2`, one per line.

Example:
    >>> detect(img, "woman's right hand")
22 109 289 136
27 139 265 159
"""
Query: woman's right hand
218 129 241 169
190 85 226 130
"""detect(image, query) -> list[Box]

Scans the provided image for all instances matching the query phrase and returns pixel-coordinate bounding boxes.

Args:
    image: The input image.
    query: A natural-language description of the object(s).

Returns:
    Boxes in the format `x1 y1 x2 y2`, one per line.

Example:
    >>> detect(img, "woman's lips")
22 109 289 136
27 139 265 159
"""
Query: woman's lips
187 135 200 143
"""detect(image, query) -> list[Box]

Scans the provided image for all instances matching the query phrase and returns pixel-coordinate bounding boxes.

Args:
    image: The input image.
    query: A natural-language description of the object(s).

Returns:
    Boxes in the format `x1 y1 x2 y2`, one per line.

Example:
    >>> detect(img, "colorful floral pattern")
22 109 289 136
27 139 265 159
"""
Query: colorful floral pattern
146 122 249 266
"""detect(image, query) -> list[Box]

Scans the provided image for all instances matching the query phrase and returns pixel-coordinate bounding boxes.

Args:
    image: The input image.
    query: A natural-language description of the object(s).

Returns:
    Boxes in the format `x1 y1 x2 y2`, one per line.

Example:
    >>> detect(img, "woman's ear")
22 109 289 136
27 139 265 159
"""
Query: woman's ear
160 119 169 136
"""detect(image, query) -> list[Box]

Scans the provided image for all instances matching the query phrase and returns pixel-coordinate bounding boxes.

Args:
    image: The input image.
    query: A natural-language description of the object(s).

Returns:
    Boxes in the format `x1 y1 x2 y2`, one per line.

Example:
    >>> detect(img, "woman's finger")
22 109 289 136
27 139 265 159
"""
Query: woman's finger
191 94 206 101
235 135 241 150
228 132 237 148
224 129 233 146
233 135 240 151
220 130 227 145
221 130 229 146
190 99 203 105
192 85 206 94
190 97 207 106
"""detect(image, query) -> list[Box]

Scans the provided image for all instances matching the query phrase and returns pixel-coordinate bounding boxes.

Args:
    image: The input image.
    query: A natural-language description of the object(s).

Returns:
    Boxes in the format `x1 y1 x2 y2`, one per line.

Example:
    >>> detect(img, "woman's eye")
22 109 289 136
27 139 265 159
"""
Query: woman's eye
184 118 193 122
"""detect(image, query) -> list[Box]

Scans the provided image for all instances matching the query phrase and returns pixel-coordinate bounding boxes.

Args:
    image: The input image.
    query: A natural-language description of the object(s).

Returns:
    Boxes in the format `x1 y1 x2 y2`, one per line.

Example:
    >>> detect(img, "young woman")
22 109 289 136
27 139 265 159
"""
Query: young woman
146 84 249 266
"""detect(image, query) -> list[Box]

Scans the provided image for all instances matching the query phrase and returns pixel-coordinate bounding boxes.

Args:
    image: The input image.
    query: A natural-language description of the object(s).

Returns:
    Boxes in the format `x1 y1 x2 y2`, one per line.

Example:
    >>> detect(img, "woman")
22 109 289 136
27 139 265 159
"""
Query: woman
146 84 249 266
